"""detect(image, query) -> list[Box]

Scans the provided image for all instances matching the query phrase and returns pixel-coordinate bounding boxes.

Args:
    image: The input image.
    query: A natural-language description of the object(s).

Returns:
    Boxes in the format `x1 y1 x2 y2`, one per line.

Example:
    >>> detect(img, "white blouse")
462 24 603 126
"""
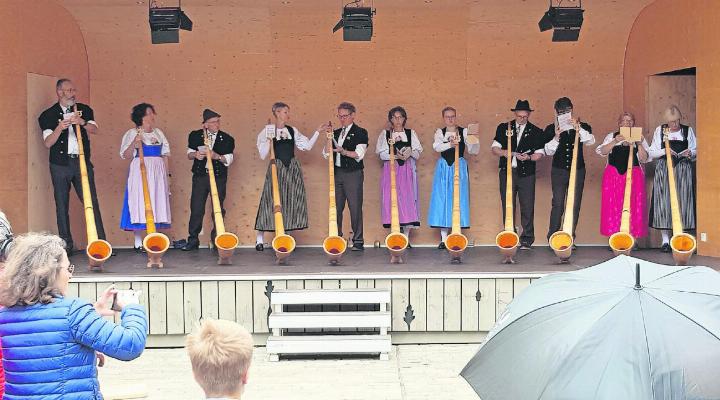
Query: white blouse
648 125 697 161
432 128 480 154
119 128 170 159
595 132 650 163
256 125 320 160
375 129 423 161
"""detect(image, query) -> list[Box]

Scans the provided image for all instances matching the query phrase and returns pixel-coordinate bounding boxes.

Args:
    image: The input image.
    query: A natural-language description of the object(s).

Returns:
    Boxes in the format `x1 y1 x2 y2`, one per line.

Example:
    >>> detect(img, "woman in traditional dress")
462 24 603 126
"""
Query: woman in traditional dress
254 102 320 251
648 105 697 252
596 112 650 244
119 103 171 251
375 106 423 246
427 107 480 249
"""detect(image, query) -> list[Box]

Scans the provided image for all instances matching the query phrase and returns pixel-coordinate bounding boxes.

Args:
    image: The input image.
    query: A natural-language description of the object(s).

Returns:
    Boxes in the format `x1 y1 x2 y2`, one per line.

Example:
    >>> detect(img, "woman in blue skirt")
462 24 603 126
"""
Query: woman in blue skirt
427 107 480 249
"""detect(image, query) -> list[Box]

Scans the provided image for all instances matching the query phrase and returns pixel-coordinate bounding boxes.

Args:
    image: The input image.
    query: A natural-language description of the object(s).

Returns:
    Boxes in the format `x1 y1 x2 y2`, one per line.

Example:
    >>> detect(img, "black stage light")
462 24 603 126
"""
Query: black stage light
149 2 193 44
538 0 584 42
333 2 375 41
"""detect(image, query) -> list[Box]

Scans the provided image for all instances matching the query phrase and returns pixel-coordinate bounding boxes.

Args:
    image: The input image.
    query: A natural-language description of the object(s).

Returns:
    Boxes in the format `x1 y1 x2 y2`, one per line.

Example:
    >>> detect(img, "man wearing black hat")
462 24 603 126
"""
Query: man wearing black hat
182 109 235 251
491 100 545 249
542 97 595 246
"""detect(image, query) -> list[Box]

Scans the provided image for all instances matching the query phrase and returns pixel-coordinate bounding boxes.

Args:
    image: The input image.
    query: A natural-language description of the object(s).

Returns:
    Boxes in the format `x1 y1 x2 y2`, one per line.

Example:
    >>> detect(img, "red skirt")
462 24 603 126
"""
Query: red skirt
600 165 648 238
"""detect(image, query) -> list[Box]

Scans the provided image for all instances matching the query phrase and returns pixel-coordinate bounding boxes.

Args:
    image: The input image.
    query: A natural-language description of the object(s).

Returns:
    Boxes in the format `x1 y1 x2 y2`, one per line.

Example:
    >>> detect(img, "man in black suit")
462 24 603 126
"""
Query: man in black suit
182 109 236 251
542 97 595 246
38 78 106 255
491 100 545 249
322 102 369 251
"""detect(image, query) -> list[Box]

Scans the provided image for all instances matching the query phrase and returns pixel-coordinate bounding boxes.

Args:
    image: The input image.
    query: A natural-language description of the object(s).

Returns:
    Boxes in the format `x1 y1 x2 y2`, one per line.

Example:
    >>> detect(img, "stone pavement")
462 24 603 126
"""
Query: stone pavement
99 344 481 400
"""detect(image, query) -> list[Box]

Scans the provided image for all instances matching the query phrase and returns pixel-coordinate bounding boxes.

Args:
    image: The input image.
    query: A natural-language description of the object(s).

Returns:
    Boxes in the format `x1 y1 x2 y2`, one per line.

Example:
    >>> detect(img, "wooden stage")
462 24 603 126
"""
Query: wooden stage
68 246 720 347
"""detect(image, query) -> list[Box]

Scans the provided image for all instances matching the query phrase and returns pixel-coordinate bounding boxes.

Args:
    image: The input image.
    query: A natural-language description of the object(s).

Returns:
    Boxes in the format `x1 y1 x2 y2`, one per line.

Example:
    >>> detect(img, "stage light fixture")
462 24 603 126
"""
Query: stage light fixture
537 0 584 42
332 1 376 41
149 0 193 44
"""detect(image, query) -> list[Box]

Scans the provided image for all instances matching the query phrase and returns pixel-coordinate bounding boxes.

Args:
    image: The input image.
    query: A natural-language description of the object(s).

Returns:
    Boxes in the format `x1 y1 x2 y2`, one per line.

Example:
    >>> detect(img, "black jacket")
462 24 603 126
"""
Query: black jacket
493 121 545 177
332 124 369 171
38 102 95 166
188 129 235 177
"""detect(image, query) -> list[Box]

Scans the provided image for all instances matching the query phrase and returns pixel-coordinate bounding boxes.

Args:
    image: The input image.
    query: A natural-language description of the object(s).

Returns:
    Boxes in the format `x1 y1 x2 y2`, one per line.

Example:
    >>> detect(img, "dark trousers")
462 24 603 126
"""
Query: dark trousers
499 169 536 245
187 174 227 244
49 159 106 249
334 168 364 246
547 167 586 239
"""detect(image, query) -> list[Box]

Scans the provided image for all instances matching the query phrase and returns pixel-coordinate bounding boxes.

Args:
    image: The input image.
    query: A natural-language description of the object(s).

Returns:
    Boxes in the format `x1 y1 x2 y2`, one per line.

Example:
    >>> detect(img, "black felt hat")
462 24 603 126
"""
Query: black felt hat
511 100 534 112
202 108 221 123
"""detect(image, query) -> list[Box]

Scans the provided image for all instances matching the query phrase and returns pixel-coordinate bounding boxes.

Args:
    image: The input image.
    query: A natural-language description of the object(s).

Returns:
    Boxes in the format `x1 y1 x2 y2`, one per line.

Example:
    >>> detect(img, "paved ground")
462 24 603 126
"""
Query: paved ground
99 344 481 400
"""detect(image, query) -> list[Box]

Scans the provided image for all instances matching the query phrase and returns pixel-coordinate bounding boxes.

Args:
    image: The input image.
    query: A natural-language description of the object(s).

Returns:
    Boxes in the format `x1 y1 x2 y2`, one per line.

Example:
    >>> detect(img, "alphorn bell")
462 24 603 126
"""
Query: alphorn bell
267 122 296 263
495 122 520 264
384 138 409 264
70 105 112 270
322 126 347 264
608 133 637 255
548 120 581 263
663 127 696 265
203 130 239 265
444 130 469 262
136 128 170 268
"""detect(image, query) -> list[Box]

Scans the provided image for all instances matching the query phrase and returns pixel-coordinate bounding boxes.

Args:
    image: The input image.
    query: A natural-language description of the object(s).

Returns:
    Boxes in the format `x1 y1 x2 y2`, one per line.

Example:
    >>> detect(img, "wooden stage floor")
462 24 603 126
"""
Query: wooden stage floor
71 246 720 278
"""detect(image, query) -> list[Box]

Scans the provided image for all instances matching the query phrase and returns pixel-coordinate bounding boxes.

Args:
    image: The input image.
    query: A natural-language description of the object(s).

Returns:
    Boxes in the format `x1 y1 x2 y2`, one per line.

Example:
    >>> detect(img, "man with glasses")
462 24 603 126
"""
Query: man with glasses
182 109 235 251
38 79 107 256
542 97 595 247
322 102 369 251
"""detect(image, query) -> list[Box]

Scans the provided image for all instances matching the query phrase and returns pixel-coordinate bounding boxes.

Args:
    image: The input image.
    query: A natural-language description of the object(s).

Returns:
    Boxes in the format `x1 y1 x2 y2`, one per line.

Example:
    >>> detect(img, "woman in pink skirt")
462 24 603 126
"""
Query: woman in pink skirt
375 106 423 246
596 112 649 243
119 103 172 251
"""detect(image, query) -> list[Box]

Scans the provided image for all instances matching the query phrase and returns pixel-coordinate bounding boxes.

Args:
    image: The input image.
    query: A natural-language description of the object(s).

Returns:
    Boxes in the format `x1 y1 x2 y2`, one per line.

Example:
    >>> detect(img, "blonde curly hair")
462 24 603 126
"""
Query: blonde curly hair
0 232 67 307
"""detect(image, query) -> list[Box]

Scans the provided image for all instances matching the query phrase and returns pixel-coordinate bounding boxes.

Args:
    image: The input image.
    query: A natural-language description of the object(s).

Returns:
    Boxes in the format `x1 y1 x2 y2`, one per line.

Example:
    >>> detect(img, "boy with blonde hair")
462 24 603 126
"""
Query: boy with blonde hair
186 319 254 399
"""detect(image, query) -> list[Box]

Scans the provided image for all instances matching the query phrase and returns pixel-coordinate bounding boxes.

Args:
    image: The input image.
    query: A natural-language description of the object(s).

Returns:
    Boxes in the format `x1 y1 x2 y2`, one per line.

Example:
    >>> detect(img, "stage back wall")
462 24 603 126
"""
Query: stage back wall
3 0 672 248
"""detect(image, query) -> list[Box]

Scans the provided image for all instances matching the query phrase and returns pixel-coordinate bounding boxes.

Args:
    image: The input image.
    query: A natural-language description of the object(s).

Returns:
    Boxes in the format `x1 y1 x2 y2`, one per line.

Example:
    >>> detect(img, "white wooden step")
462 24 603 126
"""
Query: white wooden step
271 289 390 305
266 335 391 355
269 311 390 329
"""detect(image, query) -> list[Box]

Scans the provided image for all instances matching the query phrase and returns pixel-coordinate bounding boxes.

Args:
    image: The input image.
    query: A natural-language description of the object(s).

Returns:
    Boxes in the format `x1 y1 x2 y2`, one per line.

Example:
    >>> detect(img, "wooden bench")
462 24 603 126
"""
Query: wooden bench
267 288 391 361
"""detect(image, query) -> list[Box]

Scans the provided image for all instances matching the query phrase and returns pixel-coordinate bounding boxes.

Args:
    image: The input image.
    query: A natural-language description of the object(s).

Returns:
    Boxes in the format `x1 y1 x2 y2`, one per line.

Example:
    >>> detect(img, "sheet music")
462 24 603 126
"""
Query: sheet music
557 112 574 132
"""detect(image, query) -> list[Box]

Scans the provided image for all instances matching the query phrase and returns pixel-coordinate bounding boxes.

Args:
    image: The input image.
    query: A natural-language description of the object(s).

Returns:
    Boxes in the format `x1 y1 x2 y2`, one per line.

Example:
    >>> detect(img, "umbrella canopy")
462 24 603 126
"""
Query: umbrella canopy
461 255 720 400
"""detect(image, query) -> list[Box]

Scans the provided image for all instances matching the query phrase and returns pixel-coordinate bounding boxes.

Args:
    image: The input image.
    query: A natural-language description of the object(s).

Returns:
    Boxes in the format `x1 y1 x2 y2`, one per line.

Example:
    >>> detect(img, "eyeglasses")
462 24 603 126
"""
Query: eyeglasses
443 115 457 119
337 113 352 119
67 264 75 274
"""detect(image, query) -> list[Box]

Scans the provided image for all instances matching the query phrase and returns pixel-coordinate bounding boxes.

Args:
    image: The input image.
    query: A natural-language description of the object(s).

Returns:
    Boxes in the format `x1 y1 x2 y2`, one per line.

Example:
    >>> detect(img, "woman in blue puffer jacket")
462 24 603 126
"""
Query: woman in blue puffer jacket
0 233 148 400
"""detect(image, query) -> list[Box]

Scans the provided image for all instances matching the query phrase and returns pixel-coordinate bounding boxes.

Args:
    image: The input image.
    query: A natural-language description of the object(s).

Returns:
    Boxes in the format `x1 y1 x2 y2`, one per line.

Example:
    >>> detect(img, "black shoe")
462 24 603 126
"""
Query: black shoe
255 243 264 251
134 246 146 254
182 241 199 251
661 243 670 253
572 244 578 251
65 247 75 257
438 242 446 250
351 244 364 251
407 242 412 249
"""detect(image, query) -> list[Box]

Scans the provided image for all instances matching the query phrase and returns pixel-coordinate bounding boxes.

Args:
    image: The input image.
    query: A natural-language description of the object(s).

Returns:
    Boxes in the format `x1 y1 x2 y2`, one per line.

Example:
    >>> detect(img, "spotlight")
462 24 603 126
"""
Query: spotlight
537 0 584 42
332 1 375 41
149 1 193 44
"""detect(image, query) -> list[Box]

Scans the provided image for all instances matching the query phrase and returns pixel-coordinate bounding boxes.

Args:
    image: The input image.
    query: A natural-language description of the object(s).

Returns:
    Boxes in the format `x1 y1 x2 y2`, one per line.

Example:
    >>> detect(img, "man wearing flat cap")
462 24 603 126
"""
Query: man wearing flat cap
491 100 546 249
182 109 235 251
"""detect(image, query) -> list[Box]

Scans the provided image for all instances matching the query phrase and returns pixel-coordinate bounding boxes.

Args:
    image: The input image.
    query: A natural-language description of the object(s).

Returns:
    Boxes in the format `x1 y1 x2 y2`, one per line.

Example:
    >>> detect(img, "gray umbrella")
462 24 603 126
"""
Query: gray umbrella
461 255 720 400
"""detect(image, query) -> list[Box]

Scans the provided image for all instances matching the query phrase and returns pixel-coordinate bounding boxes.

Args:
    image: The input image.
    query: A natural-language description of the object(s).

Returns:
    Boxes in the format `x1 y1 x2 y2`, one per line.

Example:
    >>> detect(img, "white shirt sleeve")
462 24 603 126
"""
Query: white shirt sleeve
544 137 559 156
580 126 595 146
257 129 270 160
639 139 651 163
222 153 234 167
87 120 98 127
433 129 452 152
42 129 54 140
464 130 480 155
491 140 502 149
376 131 390 161
648 126 665 160
688 127 697 156
119 129 137 159
156 128 171 156
354 144 367 161
410 129 423 159
595 132 616 157
295 129 320 152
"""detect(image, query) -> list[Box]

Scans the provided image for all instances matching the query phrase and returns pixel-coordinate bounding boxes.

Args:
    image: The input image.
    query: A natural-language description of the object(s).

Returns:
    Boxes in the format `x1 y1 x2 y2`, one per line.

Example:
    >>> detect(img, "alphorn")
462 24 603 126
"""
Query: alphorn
203 130 239 265
71 105 112 270
444 129 469 262
608 134 636 255
495 122 520 263
136 128 170 268
267 123 296 263
549 120 581 263
384 138 409 264
322 126 347 264
663 127 696 265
